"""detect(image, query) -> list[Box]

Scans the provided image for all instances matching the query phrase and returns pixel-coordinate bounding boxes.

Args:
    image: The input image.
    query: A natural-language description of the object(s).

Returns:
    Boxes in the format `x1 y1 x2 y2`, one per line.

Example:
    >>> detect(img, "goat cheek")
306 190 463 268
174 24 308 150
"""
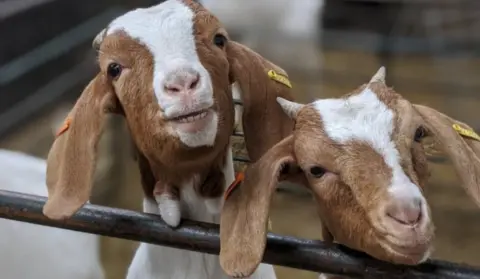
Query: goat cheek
411 145 429 186
309 174 338 201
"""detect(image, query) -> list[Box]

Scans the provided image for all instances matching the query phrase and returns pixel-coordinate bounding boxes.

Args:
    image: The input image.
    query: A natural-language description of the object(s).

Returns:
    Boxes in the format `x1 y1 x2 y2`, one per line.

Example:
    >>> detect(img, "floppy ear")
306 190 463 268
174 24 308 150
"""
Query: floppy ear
414 104 480 207
43 73 119 220
220 135 296 277
226 41 295 162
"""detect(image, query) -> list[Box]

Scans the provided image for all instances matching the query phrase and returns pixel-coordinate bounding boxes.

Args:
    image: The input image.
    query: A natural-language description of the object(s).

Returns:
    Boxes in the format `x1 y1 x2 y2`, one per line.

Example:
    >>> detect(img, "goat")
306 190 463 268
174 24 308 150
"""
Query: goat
220 67 480 278
0 149 104 279
41 0 296 278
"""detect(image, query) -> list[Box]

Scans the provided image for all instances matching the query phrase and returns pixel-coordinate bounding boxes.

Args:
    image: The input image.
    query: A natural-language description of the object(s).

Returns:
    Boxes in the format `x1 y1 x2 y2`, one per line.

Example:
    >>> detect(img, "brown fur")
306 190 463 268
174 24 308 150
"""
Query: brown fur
43 74 120 219
220 68 480 278
220 136 296 278
43 0 295 227
225 41 295 163
186 0 294 163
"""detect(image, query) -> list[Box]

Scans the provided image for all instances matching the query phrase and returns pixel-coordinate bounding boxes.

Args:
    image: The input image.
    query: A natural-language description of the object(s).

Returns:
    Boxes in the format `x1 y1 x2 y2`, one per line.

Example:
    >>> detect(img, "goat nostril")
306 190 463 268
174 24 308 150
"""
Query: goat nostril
164 72 200 94
164 85 181 94
386 199 422 226
188 74 200 90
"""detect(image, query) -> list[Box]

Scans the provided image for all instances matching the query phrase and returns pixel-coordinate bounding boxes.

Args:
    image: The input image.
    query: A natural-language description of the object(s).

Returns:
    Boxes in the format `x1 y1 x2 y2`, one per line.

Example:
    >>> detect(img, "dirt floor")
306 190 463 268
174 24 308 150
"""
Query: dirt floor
1 49 479 279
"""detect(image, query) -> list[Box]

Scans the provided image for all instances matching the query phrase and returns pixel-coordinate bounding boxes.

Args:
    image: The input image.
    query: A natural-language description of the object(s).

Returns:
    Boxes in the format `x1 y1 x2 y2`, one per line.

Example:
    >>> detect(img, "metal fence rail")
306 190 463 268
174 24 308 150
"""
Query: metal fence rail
0 189 479 279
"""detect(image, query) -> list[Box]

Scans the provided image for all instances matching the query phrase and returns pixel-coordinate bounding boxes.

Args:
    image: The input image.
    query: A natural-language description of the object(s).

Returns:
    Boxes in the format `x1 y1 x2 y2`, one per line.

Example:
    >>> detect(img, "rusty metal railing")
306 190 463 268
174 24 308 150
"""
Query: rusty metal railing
0 189 479 278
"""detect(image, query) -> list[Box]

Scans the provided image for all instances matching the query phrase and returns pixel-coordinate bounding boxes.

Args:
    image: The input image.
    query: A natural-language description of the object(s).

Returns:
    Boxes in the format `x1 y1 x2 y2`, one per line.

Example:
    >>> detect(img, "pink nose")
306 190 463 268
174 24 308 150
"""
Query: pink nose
385 197 422 226
164 68 200 95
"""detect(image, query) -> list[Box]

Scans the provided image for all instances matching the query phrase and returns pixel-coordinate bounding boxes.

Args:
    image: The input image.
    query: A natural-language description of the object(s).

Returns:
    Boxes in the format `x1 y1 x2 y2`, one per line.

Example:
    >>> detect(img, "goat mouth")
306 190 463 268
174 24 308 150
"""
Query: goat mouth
381 240 431 264
168 108 214 133
377 233 432 264
170 109 210 123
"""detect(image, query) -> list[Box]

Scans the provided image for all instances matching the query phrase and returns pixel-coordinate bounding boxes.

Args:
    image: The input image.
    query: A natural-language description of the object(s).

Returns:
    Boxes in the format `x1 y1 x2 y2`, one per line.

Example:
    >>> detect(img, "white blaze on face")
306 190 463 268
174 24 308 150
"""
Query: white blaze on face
313 87 424 201
107 0 218 147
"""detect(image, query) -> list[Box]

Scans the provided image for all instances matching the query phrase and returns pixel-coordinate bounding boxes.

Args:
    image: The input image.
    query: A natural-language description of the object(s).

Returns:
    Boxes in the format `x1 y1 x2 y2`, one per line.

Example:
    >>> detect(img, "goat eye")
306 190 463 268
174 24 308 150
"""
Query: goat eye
107 63 122 78
414 126 427 142
309 166 326 178
213 34 227 48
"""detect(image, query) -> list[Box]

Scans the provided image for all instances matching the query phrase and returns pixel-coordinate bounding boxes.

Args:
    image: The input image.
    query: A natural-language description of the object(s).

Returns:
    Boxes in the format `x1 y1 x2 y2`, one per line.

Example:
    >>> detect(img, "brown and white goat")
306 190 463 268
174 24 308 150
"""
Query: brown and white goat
220 67 480 278
41 0 295 278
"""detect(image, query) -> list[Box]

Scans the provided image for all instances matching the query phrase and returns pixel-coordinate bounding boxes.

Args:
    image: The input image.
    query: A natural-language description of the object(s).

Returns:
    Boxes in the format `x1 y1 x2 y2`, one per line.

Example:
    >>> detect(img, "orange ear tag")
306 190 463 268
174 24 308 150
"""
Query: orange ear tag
224 172 244 200
56 117 72 137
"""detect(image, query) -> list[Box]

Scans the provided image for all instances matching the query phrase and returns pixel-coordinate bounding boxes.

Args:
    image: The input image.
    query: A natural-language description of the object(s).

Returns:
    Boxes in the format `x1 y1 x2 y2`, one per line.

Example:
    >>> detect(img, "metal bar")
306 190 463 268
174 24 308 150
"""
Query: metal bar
0 190 479 279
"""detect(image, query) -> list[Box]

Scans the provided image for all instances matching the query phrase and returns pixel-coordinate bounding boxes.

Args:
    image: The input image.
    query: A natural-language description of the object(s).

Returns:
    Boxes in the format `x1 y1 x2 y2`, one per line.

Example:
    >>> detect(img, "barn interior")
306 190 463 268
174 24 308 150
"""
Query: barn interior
0 0 479 278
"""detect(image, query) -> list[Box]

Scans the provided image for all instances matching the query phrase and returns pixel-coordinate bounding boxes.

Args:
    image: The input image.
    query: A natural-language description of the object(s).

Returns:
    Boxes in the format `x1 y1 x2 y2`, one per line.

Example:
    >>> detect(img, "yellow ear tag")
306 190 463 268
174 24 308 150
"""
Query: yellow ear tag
56 117 72 137
453 123 480 141
268 70 292 88
267 218 273 231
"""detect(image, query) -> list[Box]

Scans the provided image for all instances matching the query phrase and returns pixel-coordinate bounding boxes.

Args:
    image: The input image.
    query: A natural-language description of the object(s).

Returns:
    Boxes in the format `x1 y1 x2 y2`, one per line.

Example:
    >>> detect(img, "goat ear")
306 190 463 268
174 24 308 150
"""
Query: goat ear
414 104 480 207
226 41 295 162
220 135 296 277
43 73 118 220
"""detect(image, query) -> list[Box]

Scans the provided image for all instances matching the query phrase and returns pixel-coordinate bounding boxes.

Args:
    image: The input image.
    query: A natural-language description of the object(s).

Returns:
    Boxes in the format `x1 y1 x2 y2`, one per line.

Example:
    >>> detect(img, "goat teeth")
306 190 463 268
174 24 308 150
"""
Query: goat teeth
175 110 209 123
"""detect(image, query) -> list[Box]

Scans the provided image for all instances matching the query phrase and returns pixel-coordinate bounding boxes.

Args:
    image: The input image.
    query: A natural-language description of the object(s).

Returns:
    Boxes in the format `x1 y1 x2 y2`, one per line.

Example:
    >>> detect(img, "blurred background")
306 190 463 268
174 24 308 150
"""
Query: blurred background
0 0 479 278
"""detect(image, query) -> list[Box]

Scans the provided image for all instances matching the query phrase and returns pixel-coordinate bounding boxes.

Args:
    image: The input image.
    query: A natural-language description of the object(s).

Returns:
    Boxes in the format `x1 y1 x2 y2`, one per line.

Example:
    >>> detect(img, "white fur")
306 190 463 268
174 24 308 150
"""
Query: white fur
127 146 276 279
0 149 104 279
204 140 235 215
176 113 219 148
155 193 182 227
107 0 217 147
313 88 426 203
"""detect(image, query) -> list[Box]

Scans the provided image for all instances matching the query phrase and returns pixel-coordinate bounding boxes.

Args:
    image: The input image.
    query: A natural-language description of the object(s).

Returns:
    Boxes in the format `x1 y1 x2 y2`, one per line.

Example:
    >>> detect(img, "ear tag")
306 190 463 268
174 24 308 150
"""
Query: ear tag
453 123 480 141
56 117 72 137
267 70 292 88
224 172 244 200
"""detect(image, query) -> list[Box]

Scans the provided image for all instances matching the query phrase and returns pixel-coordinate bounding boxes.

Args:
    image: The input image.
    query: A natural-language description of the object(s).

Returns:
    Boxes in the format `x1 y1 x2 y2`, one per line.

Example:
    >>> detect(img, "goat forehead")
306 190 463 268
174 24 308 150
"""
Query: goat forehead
107 0 197 63
314 88 398 170
313 87 395 146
